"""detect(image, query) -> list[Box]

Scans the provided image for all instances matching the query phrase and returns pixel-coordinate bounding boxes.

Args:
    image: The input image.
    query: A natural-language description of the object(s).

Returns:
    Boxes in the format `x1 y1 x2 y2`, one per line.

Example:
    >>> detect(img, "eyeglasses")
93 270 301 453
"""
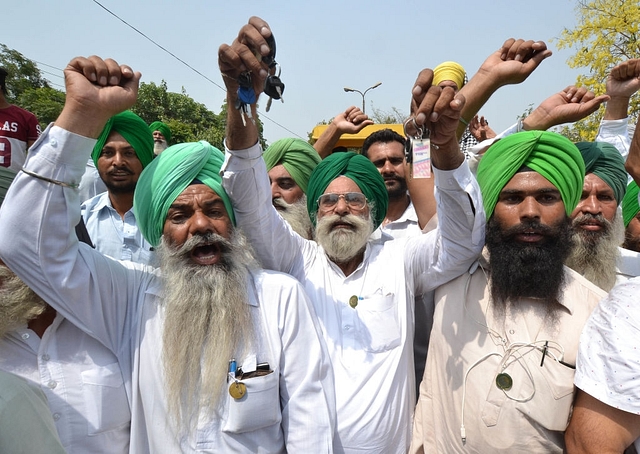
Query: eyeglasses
317 192 367 210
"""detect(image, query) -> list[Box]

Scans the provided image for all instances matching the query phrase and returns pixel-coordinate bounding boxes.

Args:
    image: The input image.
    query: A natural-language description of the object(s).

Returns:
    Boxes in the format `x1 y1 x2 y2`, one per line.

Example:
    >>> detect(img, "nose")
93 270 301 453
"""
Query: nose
111 151 126 167
577 194 601 215
380 159 395 176
519 196 541 220
270 181 282 200
333 195 350 216
189 210 216 236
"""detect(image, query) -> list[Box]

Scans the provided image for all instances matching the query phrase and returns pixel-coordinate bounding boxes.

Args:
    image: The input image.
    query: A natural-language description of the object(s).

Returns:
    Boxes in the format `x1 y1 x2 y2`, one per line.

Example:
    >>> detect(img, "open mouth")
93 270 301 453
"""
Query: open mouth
578 220 603 231
516 230 544 243
190 243 223 265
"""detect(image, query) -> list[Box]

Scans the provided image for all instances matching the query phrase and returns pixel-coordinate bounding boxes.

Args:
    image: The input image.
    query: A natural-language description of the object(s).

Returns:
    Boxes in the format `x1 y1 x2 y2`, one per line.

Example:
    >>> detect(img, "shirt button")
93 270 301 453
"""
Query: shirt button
509 329 515 334
48 380 57 389
343 325 351 331
50 139 58 147
42 354 50 361
21 333 29 340
53 413 61 421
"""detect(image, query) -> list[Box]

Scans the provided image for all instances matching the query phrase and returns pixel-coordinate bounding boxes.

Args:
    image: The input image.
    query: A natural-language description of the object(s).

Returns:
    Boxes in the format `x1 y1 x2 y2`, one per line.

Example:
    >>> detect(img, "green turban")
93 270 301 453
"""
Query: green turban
263 138 321 194
0 167 16 207
477 131 585 218
149 121 172 143
575 141 627 204
622 181 640 227
92 111 154 168
306 152 388 229
133 141 234 247
433 61 466 89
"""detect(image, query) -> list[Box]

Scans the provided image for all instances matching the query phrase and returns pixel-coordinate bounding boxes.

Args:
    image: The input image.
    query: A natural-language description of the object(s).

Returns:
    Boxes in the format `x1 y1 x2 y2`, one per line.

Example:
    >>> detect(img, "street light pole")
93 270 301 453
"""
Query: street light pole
343 82 382 114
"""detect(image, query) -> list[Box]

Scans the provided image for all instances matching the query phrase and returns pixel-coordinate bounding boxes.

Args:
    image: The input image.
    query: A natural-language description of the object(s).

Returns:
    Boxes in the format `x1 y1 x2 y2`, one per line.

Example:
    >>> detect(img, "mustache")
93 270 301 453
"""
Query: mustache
272 197 291 210
572 212 609 228
107 167 134 175
168 232 233 258
499 220 557 240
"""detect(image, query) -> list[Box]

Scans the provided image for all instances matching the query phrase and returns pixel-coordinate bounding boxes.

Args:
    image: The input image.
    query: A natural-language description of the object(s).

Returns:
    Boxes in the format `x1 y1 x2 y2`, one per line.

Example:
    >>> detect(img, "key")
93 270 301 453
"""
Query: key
236 71 256 126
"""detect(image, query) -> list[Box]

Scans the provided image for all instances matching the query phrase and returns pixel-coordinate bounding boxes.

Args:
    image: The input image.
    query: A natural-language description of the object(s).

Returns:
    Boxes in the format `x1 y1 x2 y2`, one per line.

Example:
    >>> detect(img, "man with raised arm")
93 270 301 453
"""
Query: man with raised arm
0 54 335 453
220 17 485 454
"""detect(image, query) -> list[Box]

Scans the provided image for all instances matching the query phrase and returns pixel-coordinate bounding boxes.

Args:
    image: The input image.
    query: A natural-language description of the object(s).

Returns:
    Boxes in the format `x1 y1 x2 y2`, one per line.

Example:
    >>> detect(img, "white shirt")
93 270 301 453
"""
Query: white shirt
78 158 107 202
82 191 157 266
0 313 131 454
596 118 632 162
0 125 336 454
222 143 485 454
575 277 640 452
616 246 640 284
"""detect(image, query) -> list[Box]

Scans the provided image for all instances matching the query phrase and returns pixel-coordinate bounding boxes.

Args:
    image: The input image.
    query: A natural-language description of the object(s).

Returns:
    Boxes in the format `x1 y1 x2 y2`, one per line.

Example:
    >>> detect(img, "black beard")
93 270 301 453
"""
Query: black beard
386 177 408 200
623 229 640 253
486 215 574 312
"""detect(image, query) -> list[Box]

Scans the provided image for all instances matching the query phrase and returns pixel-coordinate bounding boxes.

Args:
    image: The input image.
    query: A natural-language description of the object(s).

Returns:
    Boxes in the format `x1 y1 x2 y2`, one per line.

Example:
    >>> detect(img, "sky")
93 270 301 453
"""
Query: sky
5 0 587 144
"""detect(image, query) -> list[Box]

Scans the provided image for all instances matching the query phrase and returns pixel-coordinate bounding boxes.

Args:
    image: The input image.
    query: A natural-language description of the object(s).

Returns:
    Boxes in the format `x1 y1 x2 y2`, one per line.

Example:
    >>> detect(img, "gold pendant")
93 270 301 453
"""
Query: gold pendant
495 373 513 391
229 381 246 399
349 295 358 308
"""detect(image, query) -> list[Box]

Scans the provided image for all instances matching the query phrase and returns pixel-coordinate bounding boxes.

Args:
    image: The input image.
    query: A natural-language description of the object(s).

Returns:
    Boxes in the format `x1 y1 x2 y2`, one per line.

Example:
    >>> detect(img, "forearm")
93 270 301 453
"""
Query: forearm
312 122 342 159
457 73 501 140
603 96 631 120
626 119 640 186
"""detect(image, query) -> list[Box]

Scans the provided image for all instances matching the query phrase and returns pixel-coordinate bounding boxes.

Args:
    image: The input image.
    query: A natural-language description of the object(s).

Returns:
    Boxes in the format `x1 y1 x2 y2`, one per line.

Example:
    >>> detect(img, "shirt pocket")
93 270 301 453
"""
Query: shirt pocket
81 362 131 435
530 358 576 431
221 371 281 434
354 293 401 353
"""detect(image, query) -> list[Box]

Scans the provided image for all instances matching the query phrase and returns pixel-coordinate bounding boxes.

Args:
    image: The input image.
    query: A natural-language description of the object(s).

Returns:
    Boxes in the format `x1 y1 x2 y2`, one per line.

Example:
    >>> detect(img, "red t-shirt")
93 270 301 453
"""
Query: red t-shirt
0 105 41 171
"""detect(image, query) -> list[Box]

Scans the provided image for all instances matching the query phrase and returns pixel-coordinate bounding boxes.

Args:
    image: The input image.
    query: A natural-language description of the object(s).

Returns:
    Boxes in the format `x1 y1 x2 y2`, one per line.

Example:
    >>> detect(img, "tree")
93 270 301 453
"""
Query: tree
0 44 51 103
18 87 65 125
369 106 406 124
556 0 640 140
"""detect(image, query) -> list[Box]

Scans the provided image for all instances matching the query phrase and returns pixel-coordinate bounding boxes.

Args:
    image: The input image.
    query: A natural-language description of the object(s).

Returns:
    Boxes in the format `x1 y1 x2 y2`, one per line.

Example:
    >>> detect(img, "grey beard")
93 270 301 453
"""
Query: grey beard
315 212 373 263
273 195 313 240
158 229 257 432
154 140 168 155
0 266 48 338
566 211 624 291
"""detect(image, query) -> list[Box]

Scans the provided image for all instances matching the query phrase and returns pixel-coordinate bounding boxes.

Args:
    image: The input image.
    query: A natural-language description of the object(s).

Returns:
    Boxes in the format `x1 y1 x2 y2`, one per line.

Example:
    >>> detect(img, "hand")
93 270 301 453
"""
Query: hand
410 68 465 170
606 59 640 98
332 106 373 134
56 56 140 137
469 115 496 141
476 38 552 88
218 16 273 100
523 85 609 130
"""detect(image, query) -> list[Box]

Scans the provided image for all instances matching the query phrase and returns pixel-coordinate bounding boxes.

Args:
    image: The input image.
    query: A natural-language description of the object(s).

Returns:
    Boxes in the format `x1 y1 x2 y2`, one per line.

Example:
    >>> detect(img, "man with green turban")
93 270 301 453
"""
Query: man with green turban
566 141 638 291
263 137 320 238
412 130 607 453
0 54 335 452
220 20 485 453
149 120 172 155
622 181 640 252
81 110 157 265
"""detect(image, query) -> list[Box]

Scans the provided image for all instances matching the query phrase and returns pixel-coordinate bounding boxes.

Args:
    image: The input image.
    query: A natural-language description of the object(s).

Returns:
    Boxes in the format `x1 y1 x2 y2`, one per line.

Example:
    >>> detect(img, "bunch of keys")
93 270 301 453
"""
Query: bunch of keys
234 34 286 126
403 117 432 179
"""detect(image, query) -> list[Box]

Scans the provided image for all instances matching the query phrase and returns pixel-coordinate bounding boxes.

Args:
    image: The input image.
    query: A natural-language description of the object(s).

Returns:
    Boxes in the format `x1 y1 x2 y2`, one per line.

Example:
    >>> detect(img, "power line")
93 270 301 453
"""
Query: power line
34 60 64 72
91 0 303 139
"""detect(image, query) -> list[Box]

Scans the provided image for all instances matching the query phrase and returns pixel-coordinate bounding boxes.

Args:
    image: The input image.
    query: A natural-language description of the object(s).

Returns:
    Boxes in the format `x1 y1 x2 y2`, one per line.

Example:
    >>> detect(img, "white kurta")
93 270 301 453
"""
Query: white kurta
222 143 485 454
575 277 640 453
0 125 336 453
0 314 131 454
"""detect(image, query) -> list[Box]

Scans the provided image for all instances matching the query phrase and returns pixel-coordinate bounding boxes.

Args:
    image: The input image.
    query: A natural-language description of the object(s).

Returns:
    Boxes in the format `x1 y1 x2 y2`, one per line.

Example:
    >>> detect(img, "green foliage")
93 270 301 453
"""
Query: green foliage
556 0 640 140
0 44 50 102
18 87 65 125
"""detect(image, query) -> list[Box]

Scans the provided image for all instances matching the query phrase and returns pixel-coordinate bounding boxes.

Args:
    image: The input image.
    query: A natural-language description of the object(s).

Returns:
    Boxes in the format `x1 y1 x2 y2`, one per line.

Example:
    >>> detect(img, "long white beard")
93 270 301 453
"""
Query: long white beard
566 210 625 291
158 230 257 431
154 140 168 155
0 266 48 338
315 212 373 263
273 195 313 240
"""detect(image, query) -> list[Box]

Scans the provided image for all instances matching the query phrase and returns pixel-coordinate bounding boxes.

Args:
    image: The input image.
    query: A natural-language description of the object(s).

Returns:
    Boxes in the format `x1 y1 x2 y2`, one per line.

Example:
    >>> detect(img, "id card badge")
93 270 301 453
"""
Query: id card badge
411 137 432 179
404 117 432 179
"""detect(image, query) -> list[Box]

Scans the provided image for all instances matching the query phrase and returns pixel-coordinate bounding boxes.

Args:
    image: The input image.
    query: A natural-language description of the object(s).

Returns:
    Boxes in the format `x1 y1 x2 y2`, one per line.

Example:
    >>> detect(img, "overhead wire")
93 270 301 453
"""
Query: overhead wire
91 0 303 139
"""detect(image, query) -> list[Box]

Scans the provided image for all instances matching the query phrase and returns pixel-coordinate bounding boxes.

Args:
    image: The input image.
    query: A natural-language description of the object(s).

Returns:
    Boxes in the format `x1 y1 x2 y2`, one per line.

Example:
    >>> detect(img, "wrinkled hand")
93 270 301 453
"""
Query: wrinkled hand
332 106 373 134
476 38 552 87
606 59 640 98
410 68 465 147
469 115 496 141
524 86 609 130
57 56 140 137
409 69 465 170
218 16 273 99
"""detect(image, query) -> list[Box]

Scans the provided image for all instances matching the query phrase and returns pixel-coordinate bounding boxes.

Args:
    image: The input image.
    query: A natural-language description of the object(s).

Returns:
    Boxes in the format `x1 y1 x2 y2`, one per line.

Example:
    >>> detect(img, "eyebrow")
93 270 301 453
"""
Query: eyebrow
500 187 561 196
